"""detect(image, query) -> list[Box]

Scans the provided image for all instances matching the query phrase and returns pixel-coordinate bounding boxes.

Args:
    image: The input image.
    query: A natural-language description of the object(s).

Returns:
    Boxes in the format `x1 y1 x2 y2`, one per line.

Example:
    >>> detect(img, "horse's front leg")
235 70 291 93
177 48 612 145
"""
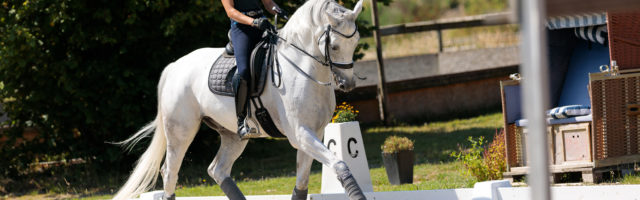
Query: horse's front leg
291 126 367 200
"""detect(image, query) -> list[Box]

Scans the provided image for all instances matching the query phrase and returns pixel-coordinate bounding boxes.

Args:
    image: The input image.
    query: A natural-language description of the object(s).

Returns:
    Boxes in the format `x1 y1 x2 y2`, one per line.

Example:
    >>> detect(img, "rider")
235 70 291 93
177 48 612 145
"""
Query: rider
221 0 282 138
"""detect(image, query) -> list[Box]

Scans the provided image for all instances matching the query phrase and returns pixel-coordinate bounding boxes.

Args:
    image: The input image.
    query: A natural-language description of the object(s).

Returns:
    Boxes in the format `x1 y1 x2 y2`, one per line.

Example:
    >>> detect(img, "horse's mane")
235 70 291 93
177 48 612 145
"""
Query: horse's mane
279 0 353 46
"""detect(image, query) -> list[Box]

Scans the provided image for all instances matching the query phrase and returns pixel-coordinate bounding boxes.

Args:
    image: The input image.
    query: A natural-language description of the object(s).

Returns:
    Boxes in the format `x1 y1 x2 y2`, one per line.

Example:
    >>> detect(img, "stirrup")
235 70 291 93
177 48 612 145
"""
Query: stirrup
239 118 259 139
239 103 261 139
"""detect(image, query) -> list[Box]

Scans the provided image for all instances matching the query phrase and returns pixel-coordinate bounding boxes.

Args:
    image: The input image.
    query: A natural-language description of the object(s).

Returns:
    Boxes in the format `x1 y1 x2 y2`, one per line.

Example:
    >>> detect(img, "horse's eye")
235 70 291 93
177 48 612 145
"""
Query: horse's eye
331 45 339 51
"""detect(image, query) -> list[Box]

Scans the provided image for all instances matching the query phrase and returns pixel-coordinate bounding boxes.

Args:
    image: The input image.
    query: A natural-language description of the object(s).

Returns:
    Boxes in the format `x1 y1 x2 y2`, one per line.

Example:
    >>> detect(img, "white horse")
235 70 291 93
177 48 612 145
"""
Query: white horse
113 0 367 200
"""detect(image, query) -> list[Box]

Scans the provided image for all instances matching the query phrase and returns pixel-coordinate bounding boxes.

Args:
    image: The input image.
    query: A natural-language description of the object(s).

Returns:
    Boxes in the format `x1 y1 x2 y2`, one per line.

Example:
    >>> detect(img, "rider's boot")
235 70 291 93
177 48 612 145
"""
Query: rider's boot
233 74 257 139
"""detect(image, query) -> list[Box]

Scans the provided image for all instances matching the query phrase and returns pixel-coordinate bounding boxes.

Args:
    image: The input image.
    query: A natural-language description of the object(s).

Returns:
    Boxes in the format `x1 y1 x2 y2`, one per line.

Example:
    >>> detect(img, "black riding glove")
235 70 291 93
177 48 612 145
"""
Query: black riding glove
272 6 289 20
252 18 273 31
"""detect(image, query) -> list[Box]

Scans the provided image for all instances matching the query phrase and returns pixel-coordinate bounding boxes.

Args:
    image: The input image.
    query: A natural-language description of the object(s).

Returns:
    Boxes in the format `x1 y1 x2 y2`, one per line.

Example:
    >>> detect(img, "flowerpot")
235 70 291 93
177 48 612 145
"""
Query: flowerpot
382 150 414 185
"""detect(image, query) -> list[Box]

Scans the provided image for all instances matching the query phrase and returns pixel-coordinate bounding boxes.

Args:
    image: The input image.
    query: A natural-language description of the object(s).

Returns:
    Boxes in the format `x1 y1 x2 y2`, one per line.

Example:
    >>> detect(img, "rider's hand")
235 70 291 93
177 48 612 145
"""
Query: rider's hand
252 18 273 31
272 6 289 20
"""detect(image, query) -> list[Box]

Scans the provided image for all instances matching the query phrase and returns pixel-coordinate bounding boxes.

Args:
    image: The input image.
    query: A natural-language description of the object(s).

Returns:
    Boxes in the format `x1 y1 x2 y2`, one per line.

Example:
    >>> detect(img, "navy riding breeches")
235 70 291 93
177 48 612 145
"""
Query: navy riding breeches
230 21 263 80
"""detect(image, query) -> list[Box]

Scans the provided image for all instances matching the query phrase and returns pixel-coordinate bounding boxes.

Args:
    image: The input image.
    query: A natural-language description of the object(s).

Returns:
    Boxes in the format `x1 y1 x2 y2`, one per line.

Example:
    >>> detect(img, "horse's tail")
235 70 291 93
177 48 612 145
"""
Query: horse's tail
112 114 165 200
113 66 170 200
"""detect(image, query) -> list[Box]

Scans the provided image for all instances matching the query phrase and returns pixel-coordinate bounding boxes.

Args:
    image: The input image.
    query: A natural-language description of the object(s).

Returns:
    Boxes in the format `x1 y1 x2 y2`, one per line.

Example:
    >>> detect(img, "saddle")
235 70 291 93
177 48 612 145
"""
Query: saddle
208 31 285 138
209 32 273 97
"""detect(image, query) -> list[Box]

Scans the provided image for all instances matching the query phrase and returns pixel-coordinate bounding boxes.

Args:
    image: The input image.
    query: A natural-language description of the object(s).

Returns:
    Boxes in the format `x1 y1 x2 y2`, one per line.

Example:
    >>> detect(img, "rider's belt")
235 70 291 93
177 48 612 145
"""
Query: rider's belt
242 10 263 18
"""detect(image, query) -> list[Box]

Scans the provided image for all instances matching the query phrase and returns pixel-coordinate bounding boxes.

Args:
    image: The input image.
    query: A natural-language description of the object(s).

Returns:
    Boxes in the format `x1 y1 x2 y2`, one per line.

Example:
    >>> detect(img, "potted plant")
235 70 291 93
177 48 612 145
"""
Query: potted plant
381 136 415 185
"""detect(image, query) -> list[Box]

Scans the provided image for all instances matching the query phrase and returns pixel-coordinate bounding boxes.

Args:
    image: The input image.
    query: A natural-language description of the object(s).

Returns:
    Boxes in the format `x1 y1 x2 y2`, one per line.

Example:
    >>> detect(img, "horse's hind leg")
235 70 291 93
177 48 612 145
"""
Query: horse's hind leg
160 113 202 199
292 150 314 200
207 130 249 200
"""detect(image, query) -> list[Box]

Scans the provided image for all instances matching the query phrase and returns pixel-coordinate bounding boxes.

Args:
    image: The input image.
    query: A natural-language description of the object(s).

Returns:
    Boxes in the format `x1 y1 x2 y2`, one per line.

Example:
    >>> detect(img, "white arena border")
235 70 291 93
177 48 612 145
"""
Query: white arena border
138 180 640 200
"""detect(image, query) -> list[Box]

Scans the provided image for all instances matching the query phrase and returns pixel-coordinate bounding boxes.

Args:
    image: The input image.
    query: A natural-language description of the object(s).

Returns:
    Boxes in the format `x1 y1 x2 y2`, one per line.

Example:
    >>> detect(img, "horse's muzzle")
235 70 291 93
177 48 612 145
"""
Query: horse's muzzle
337 79 355 92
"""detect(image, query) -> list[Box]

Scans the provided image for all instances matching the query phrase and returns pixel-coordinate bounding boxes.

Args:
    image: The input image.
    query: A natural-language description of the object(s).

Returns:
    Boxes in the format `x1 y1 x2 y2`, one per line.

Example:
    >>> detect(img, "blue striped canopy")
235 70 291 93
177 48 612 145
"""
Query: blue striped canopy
574 25 608 45
547 12 607 30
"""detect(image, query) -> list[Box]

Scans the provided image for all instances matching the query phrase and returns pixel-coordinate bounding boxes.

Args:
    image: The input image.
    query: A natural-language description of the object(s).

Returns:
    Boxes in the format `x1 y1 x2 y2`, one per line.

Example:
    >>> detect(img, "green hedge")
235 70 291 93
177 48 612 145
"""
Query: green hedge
0 0 232 174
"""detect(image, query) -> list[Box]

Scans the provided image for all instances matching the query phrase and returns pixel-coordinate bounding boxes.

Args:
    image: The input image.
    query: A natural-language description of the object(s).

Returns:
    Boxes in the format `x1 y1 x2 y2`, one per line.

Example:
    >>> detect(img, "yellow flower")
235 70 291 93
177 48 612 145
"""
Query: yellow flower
332 102 359 122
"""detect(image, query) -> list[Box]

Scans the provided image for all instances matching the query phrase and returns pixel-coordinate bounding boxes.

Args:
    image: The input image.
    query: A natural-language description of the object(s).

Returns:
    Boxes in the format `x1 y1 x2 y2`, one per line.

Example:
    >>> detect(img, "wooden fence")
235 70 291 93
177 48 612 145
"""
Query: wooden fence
367 12 514 52
365 6 515 123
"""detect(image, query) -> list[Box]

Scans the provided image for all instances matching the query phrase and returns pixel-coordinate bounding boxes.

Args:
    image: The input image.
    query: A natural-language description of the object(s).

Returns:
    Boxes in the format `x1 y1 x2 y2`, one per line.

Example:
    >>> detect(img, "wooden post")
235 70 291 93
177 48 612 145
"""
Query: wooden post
437 28 444 52
370 0 389 124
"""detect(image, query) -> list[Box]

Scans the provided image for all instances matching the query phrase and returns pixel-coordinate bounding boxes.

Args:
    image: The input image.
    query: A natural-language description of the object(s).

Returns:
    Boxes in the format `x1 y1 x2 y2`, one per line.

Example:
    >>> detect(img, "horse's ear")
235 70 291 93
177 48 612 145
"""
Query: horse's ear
324 2 342 25
350 0 363 19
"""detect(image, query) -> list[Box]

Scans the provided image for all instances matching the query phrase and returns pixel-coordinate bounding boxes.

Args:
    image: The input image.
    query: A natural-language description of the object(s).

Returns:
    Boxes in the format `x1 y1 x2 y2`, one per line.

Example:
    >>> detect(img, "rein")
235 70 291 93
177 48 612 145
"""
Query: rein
268 24 358 87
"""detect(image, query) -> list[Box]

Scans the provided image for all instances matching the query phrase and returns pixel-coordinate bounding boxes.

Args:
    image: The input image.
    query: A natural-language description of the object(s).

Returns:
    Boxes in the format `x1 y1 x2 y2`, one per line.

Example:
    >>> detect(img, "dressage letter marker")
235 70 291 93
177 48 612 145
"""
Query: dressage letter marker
321 121 374 193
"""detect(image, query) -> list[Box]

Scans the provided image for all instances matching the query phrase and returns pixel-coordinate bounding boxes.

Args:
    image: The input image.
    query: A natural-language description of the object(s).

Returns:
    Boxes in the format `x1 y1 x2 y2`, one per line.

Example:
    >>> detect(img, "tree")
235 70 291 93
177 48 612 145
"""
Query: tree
0 0 230 178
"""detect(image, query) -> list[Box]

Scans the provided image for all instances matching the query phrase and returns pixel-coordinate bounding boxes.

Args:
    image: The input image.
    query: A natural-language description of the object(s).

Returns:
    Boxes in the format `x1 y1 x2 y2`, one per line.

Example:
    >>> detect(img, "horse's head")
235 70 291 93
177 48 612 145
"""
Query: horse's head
280 0 364 91
318 0 363 92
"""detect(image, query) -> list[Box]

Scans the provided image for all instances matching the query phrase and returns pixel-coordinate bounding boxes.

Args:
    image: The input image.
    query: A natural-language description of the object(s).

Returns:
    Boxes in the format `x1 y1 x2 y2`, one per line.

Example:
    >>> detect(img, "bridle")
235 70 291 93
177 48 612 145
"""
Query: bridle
317 24 358 69
271 24 358 86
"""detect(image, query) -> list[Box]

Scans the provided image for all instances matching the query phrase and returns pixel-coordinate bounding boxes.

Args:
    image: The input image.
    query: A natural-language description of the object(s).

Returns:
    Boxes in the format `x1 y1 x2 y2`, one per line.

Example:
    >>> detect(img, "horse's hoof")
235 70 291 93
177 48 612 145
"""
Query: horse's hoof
163 193 176 200
292 187 308 200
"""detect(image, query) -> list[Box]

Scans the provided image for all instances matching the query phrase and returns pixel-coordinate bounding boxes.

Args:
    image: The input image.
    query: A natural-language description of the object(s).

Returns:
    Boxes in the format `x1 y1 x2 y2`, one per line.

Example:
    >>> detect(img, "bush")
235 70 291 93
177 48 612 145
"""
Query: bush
451 136 489 181
484 129 506 180
451 129 506 181
381 135 414 154
332 102 359 123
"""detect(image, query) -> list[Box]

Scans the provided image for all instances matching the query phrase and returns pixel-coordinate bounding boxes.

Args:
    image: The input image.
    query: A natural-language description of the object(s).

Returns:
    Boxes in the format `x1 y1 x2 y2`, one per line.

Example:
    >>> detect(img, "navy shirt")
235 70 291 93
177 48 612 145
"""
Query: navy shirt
234 0 261 12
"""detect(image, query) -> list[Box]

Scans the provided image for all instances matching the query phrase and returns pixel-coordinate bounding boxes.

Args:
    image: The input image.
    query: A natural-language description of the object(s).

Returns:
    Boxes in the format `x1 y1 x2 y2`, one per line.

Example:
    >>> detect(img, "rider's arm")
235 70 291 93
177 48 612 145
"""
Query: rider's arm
221 0 254 26
261 0 280 15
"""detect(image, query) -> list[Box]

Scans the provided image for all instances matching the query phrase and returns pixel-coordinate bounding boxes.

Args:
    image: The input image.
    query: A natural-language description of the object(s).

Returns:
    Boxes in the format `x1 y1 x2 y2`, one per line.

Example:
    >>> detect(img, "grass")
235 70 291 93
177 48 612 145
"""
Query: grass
362 112 503 166
359 25 520 61
357 0 509 26
177 161 477 195
7 111 640 199
620 173 640 184
6 112 502 199
72 112 504 199
81 162 476 199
